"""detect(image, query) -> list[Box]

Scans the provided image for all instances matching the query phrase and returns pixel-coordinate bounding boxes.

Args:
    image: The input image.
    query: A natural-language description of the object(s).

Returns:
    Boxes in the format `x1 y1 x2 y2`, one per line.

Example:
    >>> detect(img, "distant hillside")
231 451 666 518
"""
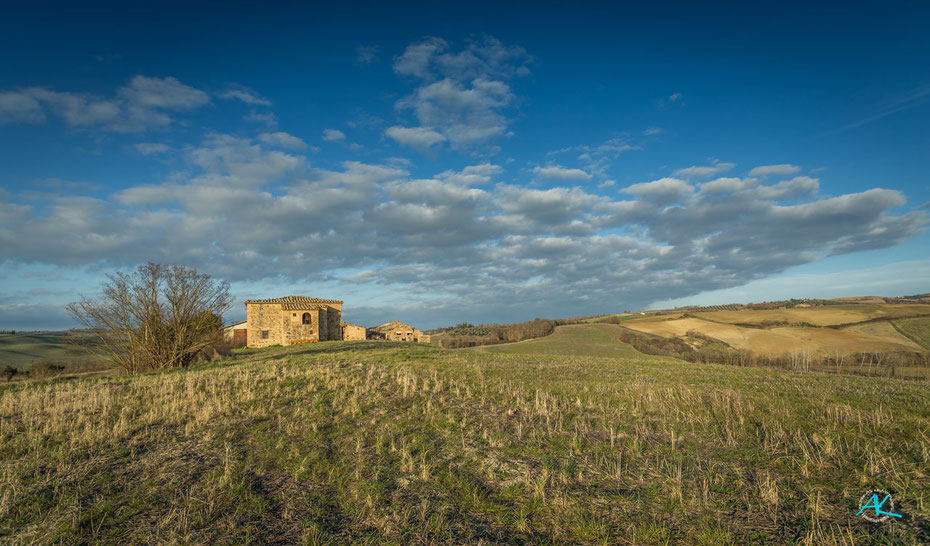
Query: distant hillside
0 331 107 375
606 303 930 379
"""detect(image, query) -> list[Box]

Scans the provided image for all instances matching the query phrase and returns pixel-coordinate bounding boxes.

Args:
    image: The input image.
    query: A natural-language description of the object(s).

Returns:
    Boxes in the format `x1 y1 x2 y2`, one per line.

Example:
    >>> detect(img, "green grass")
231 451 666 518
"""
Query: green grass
0 331 104 370
471 323 643 358
892 317 930 350
1 329 928 543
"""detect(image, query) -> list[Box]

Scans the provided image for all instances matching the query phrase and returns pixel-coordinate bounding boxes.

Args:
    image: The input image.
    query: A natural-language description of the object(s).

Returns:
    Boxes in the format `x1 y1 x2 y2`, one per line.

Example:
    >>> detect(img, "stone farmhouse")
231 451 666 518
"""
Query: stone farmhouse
369 320 430 343
245 296 342 348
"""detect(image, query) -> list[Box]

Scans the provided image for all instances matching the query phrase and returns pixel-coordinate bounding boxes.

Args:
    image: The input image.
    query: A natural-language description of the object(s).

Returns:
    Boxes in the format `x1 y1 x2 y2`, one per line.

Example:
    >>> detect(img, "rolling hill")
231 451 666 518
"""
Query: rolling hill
619 304 930 359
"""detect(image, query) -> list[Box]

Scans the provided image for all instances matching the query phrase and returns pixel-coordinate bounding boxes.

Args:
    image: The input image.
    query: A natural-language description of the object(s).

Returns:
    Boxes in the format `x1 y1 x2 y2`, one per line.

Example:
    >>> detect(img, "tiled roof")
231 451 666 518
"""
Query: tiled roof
372 320 416 332
245 295 343 306
280 303 328 310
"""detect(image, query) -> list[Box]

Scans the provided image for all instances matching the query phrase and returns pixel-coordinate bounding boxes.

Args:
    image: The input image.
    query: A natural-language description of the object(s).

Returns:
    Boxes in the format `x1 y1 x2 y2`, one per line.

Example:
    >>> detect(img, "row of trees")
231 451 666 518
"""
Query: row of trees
68 263 231 374
436 319 558 348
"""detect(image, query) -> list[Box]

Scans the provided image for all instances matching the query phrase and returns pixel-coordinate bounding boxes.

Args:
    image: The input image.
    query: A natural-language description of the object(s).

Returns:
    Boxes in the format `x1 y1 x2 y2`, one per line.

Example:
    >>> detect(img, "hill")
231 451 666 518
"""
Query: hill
619 304 930 363
1 338 928 542
470 323 642 358
0 331 105 371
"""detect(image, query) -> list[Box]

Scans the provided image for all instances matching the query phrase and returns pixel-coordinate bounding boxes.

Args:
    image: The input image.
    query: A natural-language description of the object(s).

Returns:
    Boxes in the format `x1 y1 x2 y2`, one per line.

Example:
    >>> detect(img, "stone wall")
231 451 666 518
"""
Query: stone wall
247 303 286 348
247 302 343 347
281 309 321 344
341 322 366 340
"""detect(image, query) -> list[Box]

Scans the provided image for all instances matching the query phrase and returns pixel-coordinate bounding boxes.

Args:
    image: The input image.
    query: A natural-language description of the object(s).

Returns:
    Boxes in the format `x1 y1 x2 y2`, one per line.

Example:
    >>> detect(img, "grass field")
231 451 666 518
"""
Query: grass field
689 304 930 328
620 304 930 360
471 323 642 358
0 331 106 373
2 326 928 543
892 317 930 350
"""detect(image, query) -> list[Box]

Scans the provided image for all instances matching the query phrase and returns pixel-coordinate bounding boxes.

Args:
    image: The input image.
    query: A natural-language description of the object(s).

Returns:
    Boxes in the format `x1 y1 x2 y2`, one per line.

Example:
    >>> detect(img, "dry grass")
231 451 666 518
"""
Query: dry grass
692 304 930 327
620 305 930 359
1 338 928 543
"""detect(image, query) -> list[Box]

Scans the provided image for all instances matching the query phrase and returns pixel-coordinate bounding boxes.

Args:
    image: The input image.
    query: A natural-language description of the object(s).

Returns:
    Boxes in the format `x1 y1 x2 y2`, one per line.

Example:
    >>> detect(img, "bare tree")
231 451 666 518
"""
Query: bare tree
67 263 232 373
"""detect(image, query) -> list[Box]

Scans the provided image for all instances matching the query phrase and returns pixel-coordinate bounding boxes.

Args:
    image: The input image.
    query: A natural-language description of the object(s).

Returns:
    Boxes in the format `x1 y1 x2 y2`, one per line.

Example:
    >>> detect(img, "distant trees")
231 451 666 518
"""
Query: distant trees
436 318 558 348
67 263 231 374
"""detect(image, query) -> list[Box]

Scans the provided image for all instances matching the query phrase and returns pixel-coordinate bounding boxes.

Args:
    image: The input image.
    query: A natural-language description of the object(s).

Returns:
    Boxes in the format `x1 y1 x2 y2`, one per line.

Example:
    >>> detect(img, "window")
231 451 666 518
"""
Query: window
302 312 312 325
261 330 269 339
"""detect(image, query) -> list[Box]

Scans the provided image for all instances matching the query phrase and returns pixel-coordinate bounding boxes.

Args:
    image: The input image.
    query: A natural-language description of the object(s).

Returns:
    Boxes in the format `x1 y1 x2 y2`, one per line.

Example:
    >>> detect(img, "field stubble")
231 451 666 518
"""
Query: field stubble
1 338 928 544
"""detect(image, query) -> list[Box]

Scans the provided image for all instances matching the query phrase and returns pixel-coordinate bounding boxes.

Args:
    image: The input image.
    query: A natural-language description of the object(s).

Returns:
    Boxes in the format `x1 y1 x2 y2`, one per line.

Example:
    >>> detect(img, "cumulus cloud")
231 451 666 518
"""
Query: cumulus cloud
0 75 209 132
394 36 532 82
389 37 530 153
0 91 46 123
749 164 802 177
322 128 346 141
533 165 592 181
258 131 310 150
1 133 925 325
673 162 735 179
217 85 272 106
623 177 694 202
385 126 447 150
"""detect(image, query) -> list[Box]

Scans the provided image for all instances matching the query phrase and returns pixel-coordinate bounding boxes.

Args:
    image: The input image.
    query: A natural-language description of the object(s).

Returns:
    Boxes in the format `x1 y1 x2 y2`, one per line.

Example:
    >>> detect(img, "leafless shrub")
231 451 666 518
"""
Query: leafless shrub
67 262 232 374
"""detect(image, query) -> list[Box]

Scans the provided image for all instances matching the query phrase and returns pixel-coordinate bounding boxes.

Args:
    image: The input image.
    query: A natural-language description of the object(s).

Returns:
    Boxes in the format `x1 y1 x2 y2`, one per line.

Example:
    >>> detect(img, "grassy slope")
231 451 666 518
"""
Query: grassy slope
622 305 930 358
693 304 930 327
471 323 643 358
1 330 928 543
0 331 102 368
892 317 930 350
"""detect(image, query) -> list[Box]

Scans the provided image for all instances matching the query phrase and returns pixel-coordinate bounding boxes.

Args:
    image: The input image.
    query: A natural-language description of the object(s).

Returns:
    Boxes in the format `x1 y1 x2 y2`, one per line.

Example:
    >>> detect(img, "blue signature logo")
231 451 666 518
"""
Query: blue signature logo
856 489 902 523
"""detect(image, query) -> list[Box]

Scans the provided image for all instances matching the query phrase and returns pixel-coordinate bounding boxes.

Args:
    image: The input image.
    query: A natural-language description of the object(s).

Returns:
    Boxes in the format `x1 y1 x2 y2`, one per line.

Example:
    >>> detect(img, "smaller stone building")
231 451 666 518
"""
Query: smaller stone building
223 320 247 346
245 296 342 348
370 320 429 342
340 321 367 341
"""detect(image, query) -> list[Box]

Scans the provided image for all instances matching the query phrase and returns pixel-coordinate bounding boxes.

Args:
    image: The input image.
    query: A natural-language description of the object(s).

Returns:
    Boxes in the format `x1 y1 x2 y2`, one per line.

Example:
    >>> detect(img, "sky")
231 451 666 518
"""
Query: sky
1 2 928 330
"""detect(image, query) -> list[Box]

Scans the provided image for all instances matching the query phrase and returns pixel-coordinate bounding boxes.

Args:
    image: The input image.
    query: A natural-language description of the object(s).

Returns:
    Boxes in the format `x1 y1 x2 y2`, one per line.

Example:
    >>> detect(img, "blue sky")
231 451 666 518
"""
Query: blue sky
1 2 928 329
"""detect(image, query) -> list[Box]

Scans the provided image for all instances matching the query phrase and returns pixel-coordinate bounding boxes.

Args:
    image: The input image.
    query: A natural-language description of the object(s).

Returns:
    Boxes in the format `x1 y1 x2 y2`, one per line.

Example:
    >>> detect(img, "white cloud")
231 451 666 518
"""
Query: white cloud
673 162 735 178
0 132 925 326
643 126 662 135
385 125 447 150
0 75 210 132
217 85 272 106
533 165 592 181
669 92 683 102
390 37 530 152
749 164 802 177
258 131 309 150
0 91 46 124
118 76 209 111
436 163 501 186
622 177 694 201
322 128 346 141
394 36 532 82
